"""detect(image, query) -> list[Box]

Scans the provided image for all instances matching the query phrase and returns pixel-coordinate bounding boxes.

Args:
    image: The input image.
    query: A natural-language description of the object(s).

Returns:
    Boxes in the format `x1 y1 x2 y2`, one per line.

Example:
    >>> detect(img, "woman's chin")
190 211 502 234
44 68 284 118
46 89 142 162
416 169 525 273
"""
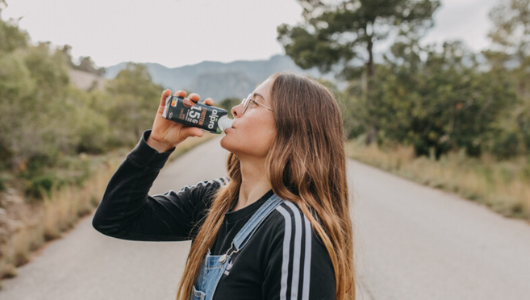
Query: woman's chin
220 137 243 157
219 135 232 151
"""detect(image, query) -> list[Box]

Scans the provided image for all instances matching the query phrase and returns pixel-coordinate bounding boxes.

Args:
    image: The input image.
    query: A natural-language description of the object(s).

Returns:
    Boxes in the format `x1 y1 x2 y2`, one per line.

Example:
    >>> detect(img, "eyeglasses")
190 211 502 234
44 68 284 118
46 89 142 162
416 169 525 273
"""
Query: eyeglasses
241 93 273 115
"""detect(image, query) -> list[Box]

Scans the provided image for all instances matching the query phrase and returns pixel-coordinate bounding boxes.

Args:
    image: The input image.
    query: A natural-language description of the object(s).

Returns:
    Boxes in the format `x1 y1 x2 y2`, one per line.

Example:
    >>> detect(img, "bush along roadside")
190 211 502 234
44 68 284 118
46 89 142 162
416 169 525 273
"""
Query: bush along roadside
346 139 530 221
0 151 121 286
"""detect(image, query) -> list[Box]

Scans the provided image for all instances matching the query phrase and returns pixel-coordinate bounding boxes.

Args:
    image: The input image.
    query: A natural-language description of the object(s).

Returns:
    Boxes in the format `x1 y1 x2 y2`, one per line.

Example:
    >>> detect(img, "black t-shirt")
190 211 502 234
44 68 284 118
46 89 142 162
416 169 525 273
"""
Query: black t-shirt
92 130 336 300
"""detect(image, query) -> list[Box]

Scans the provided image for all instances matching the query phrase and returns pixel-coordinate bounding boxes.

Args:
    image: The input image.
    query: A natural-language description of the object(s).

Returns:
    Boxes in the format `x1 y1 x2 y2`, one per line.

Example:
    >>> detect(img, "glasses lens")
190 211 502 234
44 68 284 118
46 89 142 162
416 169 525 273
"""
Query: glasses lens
242 94 251 115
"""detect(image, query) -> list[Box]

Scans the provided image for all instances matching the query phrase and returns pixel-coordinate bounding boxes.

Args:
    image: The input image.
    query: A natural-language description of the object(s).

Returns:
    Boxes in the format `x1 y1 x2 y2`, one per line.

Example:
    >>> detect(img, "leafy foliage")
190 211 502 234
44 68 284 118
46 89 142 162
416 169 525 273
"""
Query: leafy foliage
0 11 164 198
0 6 28 53
279 0 530 160
277 0 440 79
349 40 515 158
484 0 530 158
105 62 163 146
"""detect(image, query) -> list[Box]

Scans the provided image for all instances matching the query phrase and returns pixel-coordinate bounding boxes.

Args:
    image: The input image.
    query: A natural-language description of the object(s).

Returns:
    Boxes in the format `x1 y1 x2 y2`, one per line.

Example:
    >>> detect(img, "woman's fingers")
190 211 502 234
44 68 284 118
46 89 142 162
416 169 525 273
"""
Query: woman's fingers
188 93 200 104
174 90 187 97
182 98 196 108
171 91 213 108
204 98 214 106
172 90 189 106
182 93 201 108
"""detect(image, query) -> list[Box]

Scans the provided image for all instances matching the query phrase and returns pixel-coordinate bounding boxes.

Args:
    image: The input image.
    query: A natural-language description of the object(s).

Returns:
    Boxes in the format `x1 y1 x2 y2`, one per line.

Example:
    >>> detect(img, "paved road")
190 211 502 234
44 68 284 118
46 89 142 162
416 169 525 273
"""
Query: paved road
1 136 530 300
350 159 530 300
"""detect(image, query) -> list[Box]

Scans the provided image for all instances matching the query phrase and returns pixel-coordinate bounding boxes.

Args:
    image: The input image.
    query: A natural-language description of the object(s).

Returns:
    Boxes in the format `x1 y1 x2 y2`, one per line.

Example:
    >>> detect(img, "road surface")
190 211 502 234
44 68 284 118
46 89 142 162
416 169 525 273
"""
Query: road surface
1 136 530 300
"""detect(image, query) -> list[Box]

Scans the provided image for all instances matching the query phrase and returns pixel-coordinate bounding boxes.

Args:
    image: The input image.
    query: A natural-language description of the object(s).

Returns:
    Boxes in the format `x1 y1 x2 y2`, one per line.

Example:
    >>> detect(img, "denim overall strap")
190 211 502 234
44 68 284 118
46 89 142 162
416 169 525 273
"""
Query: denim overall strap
191 193 285 300
232 194 284 251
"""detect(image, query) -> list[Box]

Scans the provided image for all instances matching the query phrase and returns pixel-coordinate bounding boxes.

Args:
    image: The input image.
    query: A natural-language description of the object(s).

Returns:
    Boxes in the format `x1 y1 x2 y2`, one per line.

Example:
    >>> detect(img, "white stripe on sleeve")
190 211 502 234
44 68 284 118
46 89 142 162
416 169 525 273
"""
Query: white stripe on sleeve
276 206 291 300
302 216 312 300
276 202 313 300
285 202 303 300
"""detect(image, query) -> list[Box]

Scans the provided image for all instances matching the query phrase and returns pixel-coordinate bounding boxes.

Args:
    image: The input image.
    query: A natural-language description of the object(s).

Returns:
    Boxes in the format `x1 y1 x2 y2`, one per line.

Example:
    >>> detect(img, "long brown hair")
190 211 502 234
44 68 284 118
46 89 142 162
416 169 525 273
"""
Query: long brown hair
176 72 355 300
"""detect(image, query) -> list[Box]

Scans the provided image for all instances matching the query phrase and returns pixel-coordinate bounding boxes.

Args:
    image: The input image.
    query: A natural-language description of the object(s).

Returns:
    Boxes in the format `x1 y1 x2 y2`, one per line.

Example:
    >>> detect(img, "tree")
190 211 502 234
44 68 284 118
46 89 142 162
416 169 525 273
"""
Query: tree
59 44 75 68
65 85 111 154
489 0 530 61
75 56 105 76
0 42 74 173
0 1 28 54
486 0 530 156
0 4 113 186
348 39 515 158
105 63 162 145
277 0 440 81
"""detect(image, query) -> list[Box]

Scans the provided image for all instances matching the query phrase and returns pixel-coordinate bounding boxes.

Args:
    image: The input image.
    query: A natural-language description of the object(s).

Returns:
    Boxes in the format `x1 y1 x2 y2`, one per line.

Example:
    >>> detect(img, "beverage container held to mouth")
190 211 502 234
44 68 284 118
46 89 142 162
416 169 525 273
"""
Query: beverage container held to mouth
162 95 234 134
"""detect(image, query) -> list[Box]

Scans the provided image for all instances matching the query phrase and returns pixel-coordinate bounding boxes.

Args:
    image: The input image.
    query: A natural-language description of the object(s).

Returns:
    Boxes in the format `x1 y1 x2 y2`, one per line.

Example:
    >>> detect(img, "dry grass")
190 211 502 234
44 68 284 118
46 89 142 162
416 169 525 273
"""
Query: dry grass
0 133 217 286
0 158 118 285
41 161 114 241
346 140 530 220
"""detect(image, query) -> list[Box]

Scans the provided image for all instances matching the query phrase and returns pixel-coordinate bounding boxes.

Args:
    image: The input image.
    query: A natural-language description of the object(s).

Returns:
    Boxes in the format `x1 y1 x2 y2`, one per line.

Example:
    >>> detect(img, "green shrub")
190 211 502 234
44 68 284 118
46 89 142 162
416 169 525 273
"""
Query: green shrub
0 173 13 192
24 173 63 199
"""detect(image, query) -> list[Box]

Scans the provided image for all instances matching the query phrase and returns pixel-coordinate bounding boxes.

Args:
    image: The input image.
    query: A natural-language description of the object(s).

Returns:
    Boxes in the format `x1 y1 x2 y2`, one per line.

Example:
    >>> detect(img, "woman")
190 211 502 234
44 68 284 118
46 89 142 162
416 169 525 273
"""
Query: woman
92 72 355 300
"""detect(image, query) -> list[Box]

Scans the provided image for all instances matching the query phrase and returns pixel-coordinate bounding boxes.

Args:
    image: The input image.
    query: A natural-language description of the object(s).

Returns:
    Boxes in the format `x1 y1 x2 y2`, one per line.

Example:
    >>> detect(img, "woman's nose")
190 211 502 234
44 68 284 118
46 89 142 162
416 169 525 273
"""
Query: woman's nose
232 103 242 118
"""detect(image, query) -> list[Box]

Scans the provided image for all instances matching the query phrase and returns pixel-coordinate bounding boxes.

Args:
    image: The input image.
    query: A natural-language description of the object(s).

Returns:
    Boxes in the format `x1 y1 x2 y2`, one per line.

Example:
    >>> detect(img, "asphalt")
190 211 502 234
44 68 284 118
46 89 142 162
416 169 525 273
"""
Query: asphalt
1 136 529 300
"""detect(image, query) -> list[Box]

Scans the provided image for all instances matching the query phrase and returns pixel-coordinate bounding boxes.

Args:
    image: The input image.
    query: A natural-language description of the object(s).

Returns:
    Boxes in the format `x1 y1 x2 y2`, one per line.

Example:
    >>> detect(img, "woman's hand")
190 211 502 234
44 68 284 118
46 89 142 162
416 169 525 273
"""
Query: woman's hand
147 89 215 153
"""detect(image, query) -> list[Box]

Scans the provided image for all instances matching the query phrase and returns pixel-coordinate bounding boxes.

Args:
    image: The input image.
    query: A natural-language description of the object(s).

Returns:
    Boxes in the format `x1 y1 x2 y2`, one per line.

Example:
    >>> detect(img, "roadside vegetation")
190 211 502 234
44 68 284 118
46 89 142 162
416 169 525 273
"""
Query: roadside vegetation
347 140 529 219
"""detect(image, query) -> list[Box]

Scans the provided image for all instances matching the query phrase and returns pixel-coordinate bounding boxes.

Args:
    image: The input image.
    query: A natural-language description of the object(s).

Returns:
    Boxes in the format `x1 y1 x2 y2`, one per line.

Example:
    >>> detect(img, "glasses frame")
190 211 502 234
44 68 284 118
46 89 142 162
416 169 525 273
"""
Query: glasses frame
241 93 273 115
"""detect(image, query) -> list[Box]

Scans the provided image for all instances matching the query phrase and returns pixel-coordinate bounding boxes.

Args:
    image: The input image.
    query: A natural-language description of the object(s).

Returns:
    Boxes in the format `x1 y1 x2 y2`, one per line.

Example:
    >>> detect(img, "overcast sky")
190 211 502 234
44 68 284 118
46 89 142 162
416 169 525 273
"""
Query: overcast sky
2 0 500 69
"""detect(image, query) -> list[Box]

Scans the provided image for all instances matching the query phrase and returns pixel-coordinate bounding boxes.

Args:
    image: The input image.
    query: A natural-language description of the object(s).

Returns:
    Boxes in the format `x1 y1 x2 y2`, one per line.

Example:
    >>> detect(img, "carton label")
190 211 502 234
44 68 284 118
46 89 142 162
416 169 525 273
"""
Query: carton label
162 95 228 134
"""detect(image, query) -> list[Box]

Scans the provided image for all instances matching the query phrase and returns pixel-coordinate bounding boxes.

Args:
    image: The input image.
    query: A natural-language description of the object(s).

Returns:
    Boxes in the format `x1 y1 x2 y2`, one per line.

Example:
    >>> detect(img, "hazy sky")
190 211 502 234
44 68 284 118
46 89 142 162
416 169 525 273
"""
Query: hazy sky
2 0 500 68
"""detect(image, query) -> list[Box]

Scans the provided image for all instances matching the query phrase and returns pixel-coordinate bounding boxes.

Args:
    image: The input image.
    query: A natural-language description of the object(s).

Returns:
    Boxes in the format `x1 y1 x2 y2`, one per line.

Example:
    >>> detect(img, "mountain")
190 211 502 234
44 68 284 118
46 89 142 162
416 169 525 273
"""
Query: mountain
69 69 107 91
104 55 335 101
187 72 256 101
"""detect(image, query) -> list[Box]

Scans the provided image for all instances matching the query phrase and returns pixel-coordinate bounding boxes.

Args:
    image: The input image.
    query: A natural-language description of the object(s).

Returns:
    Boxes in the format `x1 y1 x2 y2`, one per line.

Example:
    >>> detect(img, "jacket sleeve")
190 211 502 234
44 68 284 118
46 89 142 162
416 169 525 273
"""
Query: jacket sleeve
262 206 336 300
92 130 228 241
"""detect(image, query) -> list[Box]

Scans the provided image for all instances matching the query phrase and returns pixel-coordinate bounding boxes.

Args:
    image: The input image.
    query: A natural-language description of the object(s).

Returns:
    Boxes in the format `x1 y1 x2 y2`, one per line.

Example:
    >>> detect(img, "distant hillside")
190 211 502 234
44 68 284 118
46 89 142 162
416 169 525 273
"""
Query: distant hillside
104 55 334 101
187 72 256 101
69 69 107 91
